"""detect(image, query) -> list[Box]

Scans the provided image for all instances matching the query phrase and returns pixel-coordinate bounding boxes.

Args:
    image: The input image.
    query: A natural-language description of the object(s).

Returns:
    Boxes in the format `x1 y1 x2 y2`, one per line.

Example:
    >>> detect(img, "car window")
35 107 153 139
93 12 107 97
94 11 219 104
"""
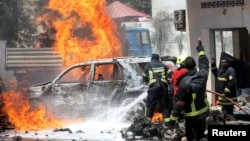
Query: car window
94 63 123 81
58 65 90 83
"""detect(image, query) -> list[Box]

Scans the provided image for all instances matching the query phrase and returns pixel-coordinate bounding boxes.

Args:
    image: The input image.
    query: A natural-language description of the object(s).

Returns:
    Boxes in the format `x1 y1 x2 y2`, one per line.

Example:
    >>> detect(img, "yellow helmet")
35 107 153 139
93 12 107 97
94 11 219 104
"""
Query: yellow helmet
176 55 187 65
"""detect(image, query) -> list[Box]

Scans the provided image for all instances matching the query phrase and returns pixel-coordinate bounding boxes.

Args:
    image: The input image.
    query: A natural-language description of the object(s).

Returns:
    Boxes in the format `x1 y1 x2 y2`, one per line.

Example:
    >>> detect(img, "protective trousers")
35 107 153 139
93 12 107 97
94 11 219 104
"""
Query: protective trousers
146 82 170 120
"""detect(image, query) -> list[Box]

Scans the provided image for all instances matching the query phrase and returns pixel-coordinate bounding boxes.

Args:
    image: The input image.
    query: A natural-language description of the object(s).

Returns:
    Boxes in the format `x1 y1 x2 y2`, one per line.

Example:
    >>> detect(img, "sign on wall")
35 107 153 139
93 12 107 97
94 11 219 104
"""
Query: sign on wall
201 0 244 8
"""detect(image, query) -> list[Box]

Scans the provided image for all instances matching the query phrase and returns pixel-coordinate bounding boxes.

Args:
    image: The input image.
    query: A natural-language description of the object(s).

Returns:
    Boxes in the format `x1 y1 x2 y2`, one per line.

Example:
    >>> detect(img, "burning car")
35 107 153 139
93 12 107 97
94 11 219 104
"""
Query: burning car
26 56 151 121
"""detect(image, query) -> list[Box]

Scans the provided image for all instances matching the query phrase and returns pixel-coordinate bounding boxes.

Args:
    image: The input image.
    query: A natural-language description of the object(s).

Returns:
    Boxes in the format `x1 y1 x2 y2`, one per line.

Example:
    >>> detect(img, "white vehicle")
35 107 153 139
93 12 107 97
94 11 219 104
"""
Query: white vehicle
27 56 151 120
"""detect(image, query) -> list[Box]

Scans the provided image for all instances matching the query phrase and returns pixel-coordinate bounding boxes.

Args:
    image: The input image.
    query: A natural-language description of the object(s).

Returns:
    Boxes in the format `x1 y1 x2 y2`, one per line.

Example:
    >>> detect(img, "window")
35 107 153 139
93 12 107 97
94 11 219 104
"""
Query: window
141 31 150 45
94 63 123 81
136 32 141 46
215 30 233 65
58 65 90 83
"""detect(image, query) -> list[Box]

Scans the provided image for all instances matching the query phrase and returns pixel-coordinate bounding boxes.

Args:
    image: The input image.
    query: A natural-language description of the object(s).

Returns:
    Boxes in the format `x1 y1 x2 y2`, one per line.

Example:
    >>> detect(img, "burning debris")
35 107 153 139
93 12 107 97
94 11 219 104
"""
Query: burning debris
206 110 226 125
121 115 186 141
53 128 72 133
121 108 250 141
0 90 64 131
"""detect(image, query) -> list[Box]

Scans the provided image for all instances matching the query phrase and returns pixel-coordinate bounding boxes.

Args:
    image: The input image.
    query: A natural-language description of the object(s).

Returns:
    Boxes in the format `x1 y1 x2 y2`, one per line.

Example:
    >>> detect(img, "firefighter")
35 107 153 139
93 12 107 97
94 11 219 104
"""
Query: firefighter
211 56 237 118
166 38 210 141
143 53 172 124
172 55 188 97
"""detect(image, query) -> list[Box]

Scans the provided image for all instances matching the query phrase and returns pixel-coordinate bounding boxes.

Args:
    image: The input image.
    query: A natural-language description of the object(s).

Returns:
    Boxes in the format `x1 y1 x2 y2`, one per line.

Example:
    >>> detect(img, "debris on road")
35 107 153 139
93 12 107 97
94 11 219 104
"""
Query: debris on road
121 115 186 140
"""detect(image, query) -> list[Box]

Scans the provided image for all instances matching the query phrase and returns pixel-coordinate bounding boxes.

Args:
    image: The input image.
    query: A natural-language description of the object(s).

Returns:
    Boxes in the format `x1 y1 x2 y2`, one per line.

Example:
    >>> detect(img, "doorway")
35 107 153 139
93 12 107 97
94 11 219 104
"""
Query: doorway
210 27 249 105
212 28 249 64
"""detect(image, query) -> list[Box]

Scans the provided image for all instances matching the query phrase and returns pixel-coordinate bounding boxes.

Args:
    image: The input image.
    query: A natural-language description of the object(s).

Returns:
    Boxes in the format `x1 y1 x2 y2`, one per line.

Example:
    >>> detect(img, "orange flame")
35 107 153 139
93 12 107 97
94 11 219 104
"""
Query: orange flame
1 91 63 131
1 0 123 131
151 112 163 123
46 0 122 67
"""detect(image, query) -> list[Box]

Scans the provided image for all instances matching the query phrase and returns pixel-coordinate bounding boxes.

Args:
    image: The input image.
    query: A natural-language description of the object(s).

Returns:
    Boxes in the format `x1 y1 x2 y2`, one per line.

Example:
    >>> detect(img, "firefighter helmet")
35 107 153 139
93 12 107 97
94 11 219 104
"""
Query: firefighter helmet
176 55 187 65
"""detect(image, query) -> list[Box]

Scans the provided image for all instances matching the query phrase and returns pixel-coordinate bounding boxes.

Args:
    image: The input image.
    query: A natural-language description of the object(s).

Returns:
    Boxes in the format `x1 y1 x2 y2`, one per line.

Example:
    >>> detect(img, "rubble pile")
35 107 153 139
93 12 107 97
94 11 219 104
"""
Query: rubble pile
121 115 186 141
206 109 226 125
121 109 250 141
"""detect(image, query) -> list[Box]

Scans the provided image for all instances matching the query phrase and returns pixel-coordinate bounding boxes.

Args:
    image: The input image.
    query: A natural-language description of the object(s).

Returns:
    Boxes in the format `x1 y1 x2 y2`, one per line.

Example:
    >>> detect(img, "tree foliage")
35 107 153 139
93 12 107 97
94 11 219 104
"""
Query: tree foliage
0 0 19 47
0 0 151 47
0 0 48 47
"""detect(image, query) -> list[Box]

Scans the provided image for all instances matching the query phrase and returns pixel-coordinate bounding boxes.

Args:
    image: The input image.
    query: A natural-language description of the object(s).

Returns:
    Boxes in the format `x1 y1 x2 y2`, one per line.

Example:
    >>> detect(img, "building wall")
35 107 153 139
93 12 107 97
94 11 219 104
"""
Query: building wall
186 0 250 54
0 40 15 90
185 0 250 105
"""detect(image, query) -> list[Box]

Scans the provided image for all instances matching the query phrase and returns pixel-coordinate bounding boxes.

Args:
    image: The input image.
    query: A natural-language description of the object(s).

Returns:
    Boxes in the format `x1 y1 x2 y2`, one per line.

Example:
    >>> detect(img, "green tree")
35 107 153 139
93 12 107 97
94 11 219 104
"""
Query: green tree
0 0 46 47
0 0 19 47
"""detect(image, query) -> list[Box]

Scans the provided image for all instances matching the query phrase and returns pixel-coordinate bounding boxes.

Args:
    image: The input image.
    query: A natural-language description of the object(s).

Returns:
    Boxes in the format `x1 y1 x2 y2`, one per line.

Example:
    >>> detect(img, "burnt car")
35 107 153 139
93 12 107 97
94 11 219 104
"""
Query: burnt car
27 56 151 120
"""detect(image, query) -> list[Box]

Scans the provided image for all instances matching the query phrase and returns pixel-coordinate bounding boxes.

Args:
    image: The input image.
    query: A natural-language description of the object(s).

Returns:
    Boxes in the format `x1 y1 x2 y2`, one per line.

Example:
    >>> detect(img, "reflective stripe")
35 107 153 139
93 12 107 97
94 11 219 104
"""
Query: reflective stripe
218 96 237 105
198 51 205 56
170 115 178 121
190 93 196 112
224 87 230 93
148 79 168 85
163 118 170 122
217 77 227 81
148 79 157 85
185 104 209 117
218 96 237 101
218 101 234 105
185 93 209 117
148 67 167 85
167 69 172 74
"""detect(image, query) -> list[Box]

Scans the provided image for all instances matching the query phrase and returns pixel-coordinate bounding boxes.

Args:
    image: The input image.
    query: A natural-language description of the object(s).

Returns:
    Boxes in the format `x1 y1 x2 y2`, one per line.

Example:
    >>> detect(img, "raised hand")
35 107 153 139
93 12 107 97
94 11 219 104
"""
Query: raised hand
198 37 202 46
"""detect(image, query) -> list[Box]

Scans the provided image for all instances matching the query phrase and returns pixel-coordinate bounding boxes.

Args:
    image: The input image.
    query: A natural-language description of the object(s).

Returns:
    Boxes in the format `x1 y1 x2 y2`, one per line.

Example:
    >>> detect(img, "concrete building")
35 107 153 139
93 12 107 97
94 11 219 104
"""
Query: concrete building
186 0 250 105
152 0 250 105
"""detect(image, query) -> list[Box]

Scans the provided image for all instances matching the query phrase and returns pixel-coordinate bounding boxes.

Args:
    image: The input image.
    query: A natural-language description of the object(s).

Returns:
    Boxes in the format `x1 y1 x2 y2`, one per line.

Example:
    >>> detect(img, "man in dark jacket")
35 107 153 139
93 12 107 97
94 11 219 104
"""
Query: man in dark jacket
143 53 172 123
166 38 210 141
211 55 237 118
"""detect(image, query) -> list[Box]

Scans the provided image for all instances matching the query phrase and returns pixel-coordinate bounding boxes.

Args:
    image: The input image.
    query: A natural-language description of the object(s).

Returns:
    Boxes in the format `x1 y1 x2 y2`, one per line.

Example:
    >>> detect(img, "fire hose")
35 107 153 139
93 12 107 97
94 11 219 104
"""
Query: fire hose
206 89 250 117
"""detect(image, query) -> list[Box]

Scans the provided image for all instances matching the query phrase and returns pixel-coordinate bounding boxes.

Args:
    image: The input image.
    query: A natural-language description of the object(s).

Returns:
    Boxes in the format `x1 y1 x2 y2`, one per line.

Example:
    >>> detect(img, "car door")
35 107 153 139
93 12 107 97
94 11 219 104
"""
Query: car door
87 62 125 106
50 64 91 105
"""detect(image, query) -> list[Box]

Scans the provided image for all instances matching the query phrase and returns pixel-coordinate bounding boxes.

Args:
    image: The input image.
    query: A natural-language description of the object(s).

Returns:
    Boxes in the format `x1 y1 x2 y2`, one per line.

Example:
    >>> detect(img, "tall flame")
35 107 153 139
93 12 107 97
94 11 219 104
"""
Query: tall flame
1 91 63 130
1 0 124 131
47 0 122 67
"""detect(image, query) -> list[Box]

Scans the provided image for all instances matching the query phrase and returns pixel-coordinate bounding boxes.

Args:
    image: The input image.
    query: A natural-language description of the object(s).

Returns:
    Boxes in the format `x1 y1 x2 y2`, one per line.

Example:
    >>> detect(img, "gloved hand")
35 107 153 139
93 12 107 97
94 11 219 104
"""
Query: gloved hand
211 57 216 65
198 37 202 46
164 119 177 128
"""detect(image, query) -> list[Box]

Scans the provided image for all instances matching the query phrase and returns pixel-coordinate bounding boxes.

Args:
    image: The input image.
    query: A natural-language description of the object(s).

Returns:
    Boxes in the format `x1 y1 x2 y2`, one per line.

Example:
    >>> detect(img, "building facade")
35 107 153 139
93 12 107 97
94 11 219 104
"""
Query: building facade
186 0 250 105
